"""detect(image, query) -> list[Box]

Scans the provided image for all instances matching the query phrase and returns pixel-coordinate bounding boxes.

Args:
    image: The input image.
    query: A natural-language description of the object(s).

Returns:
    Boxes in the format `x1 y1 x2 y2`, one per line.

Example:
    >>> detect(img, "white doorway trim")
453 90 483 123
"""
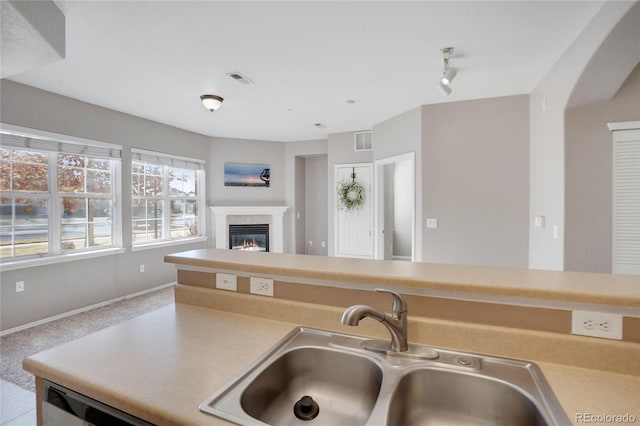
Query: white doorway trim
374 152 416 261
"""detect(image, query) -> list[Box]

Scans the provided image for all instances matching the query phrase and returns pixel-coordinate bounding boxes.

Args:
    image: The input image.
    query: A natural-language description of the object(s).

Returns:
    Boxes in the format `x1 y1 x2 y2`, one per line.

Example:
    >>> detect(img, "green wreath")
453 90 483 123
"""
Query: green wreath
338 180 365 210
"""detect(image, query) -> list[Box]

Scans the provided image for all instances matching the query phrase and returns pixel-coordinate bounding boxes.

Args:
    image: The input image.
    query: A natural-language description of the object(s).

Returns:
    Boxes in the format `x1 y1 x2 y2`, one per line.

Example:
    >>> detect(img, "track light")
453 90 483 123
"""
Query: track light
441 67 457 86
437 81 452 96
200 94 224 112
437 47 456 96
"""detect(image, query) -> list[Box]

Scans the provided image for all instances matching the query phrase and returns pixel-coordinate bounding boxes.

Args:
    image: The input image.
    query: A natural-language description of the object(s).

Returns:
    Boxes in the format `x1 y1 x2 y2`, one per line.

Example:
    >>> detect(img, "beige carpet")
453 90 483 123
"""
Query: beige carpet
0 286 174 392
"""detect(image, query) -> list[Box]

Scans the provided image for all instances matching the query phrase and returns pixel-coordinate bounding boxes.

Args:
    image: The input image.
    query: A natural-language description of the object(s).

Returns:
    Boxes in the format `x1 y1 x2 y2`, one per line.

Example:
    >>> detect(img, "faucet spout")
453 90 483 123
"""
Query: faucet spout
341 289 409 352
341 304 387 326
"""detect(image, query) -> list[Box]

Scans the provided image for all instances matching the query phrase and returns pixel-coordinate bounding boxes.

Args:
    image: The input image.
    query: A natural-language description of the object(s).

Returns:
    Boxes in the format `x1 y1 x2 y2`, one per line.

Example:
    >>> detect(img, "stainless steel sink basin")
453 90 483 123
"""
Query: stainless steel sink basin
240 347 383 425
199 327 571 426
387 369 546 426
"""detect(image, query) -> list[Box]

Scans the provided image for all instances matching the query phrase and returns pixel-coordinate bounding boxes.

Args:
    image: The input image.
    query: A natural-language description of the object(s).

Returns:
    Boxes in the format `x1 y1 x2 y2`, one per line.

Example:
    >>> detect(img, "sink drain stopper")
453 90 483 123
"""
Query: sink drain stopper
293 395 320 420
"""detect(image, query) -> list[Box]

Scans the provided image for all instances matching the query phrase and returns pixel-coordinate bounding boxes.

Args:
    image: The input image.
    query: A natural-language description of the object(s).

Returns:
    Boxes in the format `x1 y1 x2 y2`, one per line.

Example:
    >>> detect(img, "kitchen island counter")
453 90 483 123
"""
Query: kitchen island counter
24 301 639 426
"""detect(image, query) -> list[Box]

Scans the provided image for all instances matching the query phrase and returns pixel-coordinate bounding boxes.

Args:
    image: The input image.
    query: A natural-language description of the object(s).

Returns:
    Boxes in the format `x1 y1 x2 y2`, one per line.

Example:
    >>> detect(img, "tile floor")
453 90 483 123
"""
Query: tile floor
0 380 36 426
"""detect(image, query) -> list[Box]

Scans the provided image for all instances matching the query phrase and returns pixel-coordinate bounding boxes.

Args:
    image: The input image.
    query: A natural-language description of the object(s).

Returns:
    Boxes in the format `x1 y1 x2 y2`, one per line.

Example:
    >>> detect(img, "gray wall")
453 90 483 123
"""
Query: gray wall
372 107 423 260
208 137 286 205
421 95 530 268
0 80 210 331
528 1 638 271
284 139 327 253
304 156 328 256
565 64 640 273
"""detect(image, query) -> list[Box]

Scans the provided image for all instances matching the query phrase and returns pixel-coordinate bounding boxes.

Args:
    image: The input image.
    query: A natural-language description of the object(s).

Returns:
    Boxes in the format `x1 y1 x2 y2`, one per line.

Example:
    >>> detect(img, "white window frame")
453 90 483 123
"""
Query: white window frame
0 124 124 270
131 148 206 249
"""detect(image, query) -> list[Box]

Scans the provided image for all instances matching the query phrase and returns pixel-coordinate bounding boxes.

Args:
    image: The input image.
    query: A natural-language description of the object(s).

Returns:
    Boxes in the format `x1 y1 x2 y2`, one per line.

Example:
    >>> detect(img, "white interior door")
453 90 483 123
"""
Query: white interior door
335 163 373 258
610 123 640 275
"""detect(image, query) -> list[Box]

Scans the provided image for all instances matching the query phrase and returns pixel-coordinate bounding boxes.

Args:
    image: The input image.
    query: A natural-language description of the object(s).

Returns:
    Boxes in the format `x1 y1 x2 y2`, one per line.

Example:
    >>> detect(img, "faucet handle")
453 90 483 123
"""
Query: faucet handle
375 288 407 317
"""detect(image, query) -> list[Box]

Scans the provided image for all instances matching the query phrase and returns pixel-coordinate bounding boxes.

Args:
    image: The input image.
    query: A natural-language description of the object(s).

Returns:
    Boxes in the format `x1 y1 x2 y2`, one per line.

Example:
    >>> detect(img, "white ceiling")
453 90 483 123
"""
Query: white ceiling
7 1 605 142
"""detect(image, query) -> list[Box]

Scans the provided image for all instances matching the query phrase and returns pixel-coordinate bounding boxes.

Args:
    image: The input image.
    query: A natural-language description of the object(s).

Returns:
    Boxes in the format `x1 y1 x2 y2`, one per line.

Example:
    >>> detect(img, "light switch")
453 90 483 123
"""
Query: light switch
534 216 545 229
426 218 438 229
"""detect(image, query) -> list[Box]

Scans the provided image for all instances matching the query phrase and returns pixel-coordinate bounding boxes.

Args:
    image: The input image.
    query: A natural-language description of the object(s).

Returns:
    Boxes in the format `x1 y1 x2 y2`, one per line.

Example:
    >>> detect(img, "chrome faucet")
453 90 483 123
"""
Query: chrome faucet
341 288 408 352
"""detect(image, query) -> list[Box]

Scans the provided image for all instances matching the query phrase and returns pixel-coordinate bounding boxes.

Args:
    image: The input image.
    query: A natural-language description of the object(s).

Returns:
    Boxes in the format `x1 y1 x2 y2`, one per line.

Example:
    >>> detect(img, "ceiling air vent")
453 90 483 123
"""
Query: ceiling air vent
226 71 253 84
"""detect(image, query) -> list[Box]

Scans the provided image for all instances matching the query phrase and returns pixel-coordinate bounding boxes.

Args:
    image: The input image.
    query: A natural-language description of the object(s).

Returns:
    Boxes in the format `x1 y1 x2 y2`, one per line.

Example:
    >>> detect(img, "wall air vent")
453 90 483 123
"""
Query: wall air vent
226 71 254 84
354 131 373 151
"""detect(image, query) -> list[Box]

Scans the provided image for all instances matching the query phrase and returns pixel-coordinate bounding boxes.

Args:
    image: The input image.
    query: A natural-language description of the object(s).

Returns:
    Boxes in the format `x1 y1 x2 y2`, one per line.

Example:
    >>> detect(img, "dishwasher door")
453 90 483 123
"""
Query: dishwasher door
42 380 154 426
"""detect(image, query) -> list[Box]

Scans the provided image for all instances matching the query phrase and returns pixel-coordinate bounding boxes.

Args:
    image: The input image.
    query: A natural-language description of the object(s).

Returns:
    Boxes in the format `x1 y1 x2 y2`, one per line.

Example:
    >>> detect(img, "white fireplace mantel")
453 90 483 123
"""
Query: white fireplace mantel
210 205 289 253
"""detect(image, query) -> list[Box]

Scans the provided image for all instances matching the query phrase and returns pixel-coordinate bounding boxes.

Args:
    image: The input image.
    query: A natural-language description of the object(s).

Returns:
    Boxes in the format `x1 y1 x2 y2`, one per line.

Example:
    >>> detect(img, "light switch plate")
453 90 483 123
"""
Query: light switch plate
426 218 438 229
216 273 237 291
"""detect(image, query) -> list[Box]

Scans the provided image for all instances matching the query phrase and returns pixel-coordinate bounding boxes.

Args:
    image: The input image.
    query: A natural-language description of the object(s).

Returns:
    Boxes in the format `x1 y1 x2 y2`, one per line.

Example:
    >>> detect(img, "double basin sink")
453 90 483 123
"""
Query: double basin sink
199 327 571 425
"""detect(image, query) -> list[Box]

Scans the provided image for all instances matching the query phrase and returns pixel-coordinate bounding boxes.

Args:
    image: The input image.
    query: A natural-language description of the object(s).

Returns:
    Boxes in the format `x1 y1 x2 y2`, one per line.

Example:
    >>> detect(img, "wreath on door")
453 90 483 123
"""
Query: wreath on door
338 168 365 211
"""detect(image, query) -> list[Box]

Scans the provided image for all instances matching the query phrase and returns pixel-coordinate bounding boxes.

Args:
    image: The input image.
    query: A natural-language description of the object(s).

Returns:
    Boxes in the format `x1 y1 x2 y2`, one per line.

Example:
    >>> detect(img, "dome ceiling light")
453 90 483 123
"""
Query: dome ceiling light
200 94 224 112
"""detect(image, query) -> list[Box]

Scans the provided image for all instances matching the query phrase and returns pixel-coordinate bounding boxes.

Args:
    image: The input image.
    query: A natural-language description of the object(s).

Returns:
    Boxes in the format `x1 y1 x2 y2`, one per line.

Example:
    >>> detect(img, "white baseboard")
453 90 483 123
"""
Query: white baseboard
0 282 176 337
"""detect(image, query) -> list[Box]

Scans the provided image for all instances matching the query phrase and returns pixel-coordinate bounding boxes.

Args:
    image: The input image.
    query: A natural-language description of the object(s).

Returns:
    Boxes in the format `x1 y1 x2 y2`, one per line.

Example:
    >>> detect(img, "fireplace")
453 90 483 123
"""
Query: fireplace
229 224 269 252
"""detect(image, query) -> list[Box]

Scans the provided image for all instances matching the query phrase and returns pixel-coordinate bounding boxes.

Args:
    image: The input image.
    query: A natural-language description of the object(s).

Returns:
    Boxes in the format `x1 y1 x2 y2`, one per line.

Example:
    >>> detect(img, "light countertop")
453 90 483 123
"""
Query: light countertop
164 249 640 308
24 303 640 426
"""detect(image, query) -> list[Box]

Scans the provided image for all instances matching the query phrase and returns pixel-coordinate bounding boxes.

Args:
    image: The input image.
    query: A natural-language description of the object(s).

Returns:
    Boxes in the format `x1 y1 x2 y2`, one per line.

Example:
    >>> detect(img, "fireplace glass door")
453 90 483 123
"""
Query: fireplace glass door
229 224 269 252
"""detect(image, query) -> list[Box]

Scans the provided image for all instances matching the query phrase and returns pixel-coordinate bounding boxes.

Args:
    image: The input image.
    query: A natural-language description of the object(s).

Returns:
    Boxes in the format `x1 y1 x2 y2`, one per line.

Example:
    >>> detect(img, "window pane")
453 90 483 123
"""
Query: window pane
62 197 86 222
7 149 49 192
132 199 163 242
170 199 197 238
87 169 111 193
58 167 85 193
0 162 9 191
88 158 110 170
145 175 163 196
88 203 112 247
132 173 144 196
0 196 49 258
62 224 86 251
169 167 196 196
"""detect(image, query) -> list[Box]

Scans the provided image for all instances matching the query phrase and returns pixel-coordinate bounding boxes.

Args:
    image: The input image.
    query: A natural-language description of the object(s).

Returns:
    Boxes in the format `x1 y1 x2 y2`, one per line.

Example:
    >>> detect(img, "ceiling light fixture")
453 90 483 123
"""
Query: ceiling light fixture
438 47 456 96
200 94 224 112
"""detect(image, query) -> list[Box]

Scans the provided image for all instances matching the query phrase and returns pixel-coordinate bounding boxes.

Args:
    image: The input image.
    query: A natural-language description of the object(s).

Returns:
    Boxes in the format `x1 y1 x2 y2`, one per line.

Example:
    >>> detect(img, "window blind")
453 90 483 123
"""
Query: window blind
0 131 122 159
131 148 205 170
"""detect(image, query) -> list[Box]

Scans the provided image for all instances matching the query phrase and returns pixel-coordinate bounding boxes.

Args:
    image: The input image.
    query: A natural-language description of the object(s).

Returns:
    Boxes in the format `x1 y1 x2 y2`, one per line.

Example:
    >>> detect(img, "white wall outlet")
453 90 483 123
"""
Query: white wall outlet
308 240 313 247
321 241 326 248
250 277 274 297
16 281 25 292
216 273 237 291
426 217 438 229
139 264 145 273
571 310 623 340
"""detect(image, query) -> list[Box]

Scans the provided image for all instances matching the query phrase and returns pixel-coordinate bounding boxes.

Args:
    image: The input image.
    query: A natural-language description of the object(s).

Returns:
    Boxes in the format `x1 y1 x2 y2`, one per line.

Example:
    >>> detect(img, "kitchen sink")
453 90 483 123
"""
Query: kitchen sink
240 347 383 425
199 327 571 426
387 369 546 426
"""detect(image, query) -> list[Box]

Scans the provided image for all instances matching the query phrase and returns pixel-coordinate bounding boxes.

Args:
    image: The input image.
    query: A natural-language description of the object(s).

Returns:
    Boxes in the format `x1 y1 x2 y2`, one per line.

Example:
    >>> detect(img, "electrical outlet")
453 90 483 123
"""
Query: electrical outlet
216 273 237 291
308 240 313 247
250 277 274 297
321 241 326 248
16 281 25 292
139 264 145 273
571 310 622 340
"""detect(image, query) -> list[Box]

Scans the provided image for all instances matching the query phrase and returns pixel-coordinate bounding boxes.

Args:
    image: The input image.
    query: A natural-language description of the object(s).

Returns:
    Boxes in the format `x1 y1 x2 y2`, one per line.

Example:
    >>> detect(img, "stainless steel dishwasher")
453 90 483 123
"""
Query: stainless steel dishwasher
42 380 154 426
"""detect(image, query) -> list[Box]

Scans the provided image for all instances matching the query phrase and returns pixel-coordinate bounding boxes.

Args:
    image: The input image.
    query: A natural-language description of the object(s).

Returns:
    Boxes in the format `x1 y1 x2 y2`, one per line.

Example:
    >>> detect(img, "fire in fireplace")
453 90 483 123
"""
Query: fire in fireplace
229 224 269 252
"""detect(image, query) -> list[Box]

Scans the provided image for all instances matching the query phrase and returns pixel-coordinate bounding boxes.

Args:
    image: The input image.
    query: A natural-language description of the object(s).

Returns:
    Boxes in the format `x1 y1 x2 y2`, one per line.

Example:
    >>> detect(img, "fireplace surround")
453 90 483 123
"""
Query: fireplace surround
210 206 288 253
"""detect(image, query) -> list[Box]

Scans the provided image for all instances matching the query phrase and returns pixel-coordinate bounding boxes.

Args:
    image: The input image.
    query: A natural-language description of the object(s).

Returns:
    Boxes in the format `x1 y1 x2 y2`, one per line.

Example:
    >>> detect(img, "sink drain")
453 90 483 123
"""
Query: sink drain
293 395 320 420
